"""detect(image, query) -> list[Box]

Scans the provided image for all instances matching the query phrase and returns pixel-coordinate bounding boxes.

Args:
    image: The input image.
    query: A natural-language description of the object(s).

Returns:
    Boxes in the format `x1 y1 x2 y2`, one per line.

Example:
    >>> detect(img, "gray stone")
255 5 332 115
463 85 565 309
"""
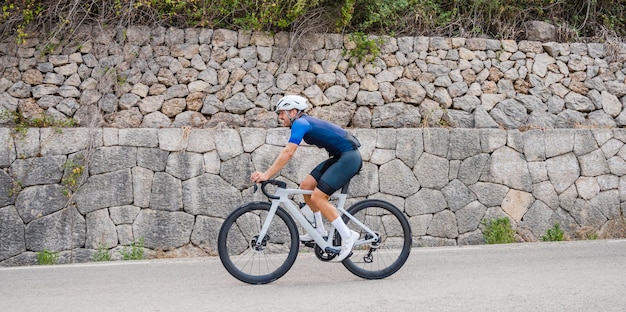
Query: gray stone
85 209 117 249
532 181 560 209
109 205 141 225
165 152 204 181
405 188 447 216
379 159 420 197
546 153 580 194
116 224 134 246
468 182 509 207
40 128 94 156
133 209 194 251
214 129 243 161
132 167 153 208
565 92 595 112
474 106 500 128
578 149 610 177
490 99 528 129
555 110 585 128
522 130 546 161
569 199 607 229
15 184 67 224
608 156 626 176
481 146 532 192
449 129 481 159
414 153 449 189
426 210 458 239
119 129 159 147
0 170 16 206
372 102 421 128
396 129 423 168
590 190 620 220
89 146 137 175
0 206 25 261
182 174 242 217
545 129 575 158
224 93 255 114
574 130 598 156
105 108 143 128
190 215 222 254
479 129 507 153
150 172 182 211
349 162 379 197
9 155 65 187
356 91 384 106
521 200 554 238
141 111 171 128
220 153 255 191
24 207 85 252
137 148 169 172
74 169 133 214
458 154 490 185
423 128 449 158
456 201 487 234
441 179 476 212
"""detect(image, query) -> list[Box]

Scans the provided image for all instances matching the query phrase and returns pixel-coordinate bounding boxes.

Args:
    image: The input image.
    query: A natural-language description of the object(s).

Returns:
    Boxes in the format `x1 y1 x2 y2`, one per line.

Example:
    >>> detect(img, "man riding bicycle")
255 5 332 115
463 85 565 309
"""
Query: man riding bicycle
250 95 362 261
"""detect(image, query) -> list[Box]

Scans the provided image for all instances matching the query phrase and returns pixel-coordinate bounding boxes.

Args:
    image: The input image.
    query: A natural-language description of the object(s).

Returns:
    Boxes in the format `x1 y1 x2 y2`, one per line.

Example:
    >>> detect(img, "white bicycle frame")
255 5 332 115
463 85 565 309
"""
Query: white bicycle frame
255 186 379 254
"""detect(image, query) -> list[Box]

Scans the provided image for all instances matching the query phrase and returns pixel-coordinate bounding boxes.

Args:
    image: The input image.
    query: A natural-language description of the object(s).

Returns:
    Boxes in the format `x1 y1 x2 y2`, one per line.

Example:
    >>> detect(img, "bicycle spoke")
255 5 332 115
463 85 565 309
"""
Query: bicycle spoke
342 199 412 280
218 202 299 284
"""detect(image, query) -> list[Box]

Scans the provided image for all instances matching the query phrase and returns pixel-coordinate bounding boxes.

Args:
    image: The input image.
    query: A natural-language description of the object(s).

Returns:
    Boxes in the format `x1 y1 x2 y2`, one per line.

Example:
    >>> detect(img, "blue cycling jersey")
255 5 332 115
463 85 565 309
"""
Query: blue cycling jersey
288 115 358 156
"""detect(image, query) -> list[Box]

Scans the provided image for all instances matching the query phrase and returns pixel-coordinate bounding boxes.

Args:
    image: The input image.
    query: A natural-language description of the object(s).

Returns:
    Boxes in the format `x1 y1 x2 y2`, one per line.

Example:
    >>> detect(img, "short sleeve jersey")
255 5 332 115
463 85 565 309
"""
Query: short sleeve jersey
288 115 354 156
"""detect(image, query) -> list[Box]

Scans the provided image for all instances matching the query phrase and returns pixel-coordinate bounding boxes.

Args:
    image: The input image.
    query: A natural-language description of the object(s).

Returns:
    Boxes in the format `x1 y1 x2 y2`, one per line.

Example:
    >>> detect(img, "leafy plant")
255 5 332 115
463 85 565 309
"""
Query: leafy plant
541 223 565 241
37 249 59 265
345 32 384 63
1 110 76 139
62 157 86 196
93 243 112 262
482 217 516 244
121 237 145 260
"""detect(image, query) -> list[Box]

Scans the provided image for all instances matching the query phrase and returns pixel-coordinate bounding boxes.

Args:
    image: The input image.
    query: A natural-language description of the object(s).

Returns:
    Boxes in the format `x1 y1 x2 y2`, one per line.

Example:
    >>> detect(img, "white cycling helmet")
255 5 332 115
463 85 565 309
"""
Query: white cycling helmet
274 95 308 113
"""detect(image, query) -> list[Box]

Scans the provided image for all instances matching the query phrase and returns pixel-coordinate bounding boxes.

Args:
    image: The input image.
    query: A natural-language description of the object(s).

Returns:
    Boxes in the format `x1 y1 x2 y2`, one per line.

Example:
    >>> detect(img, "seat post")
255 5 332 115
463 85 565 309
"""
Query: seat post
340 180 350 194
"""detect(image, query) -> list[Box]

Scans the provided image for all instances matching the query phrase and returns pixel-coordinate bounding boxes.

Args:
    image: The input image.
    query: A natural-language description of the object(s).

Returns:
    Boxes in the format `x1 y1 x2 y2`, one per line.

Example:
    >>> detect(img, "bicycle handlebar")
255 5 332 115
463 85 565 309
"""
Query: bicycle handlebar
253 179 287 200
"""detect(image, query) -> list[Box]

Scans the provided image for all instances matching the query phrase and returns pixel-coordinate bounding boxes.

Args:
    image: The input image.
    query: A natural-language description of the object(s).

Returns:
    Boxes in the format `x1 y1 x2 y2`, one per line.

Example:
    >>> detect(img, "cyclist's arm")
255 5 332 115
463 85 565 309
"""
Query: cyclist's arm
251 143 298 182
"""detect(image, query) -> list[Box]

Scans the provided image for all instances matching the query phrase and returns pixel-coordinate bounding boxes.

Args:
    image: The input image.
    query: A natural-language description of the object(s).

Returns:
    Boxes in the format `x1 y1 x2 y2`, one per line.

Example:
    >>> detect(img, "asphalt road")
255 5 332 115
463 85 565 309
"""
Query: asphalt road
1 239 625 312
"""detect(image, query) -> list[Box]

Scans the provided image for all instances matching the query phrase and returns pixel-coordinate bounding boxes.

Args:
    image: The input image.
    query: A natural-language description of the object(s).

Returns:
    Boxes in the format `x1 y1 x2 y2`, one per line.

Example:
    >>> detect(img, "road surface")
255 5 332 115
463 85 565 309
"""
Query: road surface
1 239 625 312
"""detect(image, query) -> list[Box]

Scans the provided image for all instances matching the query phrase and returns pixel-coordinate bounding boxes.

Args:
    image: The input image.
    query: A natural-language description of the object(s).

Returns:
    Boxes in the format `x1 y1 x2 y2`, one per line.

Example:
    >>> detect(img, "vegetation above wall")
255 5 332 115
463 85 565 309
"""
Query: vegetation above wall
1 0 625 46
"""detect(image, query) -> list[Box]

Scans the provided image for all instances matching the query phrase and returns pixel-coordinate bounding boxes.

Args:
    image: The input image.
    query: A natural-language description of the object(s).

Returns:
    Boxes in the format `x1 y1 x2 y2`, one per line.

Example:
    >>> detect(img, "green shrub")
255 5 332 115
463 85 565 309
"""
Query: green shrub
121 237 145 260
482 217 516 244
93 243 112 262
541 223 565 241
37 249 59 265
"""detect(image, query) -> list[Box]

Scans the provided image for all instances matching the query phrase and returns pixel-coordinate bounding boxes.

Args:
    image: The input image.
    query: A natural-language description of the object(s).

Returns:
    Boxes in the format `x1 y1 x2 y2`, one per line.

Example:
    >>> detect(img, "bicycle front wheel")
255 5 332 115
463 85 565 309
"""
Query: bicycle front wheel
218 202 299 284
342 199 412 279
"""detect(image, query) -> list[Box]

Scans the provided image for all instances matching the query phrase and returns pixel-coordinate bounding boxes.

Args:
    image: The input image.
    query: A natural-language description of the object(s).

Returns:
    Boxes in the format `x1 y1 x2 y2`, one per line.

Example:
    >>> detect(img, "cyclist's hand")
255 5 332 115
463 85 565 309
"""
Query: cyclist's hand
251 171 270 183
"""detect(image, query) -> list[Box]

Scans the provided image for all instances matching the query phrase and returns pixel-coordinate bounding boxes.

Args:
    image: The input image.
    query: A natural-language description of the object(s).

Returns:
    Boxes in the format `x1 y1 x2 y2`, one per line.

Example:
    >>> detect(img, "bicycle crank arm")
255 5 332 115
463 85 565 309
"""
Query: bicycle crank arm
324 246 340 255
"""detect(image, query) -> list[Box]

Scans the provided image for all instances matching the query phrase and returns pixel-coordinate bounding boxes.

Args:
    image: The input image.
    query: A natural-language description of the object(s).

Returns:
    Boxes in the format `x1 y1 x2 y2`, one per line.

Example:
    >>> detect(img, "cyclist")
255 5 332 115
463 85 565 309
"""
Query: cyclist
250 95 362 262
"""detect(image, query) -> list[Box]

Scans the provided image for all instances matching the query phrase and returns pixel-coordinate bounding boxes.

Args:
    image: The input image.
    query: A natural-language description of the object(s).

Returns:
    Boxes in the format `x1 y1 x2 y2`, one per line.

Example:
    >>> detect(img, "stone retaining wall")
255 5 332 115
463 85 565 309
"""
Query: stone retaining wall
1 27 626 129
1 127 625 266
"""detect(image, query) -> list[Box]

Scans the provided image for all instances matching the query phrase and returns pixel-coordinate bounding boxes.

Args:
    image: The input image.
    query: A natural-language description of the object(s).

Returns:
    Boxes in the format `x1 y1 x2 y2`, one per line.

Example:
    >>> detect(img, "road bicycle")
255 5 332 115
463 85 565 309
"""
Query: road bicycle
218 179 412 284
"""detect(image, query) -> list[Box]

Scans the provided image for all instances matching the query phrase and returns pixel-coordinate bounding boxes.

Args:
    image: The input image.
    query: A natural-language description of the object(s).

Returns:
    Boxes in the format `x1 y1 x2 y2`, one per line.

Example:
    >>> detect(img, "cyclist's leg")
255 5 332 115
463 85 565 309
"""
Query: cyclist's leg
309 150 362 254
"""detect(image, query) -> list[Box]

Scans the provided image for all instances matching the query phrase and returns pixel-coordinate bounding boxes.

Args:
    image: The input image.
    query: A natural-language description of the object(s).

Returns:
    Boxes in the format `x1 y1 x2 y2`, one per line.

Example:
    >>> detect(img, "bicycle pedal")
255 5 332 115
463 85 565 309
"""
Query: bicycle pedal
303 241 316 248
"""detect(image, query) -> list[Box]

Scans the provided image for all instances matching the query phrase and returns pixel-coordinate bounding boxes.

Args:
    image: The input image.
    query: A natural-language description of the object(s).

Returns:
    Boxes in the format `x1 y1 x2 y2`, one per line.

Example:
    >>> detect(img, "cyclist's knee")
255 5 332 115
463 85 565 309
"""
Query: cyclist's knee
300 175 317 191
310 188 329 203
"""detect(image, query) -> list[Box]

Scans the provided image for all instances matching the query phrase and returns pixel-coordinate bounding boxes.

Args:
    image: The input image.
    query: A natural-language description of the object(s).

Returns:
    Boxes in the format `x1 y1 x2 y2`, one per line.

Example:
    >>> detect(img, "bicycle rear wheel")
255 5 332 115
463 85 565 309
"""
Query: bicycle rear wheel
218 202 299 284
342 199 412 279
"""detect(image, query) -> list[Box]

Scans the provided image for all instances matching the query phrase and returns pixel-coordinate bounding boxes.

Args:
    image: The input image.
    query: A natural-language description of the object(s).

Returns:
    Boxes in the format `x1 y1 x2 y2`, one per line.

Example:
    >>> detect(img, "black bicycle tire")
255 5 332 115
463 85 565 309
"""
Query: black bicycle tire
341 199 412 279
218 201 299 284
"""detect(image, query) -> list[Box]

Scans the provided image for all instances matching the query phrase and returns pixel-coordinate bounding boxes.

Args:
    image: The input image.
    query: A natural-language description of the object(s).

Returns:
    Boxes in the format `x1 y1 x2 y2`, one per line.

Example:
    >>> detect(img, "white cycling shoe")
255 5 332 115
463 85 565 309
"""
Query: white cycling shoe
336 230 359 262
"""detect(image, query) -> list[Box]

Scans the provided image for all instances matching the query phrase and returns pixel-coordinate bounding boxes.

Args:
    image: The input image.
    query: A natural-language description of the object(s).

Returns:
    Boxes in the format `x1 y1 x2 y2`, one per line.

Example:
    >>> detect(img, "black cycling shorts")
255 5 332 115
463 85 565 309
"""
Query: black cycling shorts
310 149 362 196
